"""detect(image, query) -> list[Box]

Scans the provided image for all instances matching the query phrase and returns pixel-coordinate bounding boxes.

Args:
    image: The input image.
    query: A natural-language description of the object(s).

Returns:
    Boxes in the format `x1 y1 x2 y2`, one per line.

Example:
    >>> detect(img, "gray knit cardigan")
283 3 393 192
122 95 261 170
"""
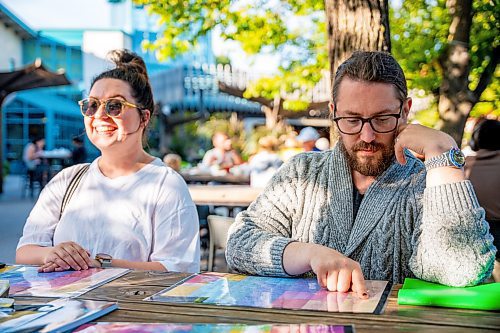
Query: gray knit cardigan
226 145 496 286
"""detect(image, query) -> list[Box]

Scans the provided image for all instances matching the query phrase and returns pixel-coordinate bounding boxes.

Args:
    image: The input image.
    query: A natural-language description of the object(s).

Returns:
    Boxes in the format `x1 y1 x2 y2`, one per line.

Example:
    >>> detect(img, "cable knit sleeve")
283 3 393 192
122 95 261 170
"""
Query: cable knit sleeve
226 156 304 276
410 180 496 286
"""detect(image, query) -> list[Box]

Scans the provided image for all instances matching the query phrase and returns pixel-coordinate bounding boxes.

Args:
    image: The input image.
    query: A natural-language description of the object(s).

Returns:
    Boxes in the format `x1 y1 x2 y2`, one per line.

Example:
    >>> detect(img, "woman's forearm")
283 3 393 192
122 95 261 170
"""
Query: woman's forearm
16 245 52 265
105 259 167 271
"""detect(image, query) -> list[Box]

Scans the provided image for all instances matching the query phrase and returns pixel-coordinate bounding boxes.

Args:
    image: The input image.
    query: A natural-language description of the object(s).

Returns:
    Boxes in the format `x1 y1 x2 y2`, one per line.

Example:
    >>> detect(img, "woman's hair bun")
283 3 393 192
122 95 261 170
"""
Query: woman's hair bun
108 49 148 79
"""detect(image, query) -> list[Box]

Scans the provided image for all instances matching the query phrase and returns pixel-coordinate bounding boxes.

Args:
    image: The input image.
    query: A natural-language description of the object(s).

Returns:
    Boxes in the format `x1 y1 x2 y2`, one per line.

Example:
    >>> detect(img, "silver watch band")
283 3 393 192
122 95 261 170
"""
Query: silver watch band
424 152 451 171
424 148 465 171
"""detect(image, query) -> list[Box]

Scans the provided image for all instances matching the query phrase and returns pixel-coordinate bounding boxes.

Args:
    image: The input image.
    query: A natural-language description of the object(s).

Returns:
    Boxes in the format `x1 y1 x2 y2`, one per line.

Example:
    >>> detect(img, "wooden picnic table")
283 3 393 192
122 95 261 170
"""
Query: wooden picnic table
20 271 498 332
188 185 262 207
180 172 250 185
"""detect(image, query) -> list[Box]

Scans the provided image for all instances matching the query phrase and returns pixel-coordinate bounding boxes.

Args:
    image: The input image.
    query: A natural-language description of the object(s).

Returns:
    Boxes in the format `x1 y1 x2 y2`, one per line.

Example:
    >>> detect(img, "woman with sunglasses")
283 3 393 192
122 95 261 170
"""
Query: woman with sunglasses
16 50 200 273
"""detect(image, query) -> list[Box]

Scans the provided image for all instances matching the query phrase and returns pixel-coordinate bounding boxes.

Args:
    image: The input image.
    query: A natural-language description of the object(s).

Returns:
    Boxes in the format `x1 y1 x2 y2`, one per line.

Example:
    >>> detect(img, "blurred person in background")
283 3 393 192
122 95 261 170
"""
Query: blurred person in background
315 137 331 151
71 136 87 165
279 135 302 162
163 153 182 172
22 137 48 191
296 127 321 152
202 132 243 171
249 136 283 187
465 119 500 281
16 49 200 273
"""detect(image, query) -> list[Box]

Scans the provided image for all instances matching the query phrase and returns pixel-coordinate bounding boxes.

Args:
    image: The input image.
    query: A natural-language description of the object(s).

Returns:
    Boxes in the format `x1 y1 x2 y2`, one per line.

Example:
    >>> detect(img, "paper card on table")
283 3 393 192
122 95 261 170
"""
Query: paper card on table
74 322 355 332
145 272 391 314
397 278 500 311
0 298 117 333
0 265 129 298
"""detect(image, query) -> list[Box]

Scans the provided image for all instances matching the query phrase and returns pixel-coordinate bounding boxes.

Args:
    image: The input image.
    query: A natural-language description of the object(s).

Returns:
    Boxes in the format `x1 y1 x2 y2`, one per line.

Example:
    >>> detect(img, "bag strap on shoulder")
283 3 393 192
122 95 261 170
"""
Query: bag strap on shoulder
59 163 90 219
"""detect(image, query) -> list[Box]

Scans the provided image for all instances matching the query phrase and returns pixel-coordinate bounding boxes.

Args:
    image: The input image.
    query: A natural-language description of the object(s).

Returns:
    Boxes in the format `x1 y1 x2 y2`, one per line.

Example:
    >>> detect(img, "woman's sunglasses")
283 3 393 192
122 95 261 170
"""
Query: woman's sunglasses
78 97 144 118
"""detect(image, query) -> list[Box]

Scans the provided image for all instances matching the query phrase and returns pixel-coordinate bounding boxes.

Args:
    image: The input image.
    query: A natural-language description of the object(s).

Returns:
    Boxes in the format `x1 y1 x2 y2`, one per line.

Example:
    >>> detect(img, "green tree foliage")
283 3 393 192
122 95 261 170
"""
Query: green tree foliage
134 0 328 109
136 0 498 135
391 0 499 122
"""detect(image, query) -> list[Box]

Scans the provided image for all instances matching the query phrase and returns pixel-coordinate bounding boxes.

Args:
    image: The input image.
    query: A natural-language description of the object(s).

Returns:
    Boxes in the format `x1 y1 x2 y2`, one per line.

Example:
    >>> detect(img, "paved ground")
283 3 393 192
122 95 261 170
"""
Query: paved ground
0 175 228 272
0 175 37 264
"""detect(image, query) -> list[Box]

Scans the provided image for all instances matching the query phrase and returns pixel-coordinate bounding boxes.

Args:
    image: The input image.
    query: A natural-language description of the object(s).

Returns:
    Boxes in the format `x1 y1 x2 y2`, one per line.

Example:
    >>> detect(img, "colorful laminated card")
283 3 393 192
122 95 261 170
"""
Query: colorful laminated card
0 298 117 333
0 265 129 298
75 322 355 332
397 278 500 311
145 272 391 314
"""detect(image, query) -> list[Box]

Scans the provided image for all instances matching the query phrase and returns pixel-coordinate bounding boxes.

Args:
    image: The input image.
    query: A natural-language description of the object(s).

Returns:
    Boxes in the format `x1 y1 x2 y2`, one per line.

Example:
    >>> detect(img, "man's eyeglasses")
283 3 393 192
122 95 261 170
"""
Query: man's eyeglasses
333 103 403 135
78 97 143 118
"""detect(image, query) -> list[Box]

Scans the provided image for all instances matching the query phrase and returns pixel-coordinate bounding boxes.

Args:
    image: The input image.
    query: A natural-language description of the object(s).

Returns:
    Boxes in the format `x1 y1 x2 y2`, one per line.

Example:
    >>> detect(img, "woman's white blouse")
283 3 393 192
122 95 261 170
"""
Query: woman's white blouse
18 158 200 273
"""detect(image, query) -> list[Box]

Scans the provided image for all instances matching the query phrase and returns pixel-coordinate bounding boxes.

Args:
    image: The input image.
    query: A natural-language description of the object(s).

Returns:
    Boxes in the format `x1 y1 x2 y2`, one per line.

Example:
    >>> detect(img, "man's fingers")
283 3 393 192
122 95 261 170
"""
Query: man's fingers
351 267 368 299
394 139 407 165
336 269 351 293
316 270 327 289
326 271 338 292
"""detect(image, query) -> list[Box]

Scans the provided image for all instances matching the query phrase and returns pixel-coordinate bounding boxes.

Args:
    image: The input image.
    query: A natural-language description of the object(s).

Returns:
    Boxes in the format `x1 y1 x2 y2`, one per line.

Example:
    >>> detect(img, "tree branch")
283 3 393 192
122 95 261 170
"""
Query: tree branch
472 45 499 102
218 81 330 116
218 82 272 108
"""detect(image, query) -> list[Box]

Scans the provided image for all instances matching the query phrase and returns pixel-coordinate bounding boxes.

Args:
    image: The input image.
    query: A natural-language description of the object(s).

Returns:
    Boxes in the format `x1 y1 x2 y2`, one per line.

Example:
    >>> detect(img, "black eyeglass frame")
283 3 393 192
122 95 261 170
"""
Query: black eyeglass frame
332 102 403 135
78 97 144 118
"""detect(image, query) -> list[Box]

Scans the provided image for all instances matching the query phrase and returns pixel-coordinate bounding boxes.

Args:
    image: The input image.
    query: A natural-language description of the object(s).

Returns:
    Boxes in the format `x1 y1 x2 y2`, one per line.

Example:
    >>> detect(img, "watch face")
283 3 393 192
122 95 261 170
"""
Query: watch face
450 148 466 167
96 253 112 260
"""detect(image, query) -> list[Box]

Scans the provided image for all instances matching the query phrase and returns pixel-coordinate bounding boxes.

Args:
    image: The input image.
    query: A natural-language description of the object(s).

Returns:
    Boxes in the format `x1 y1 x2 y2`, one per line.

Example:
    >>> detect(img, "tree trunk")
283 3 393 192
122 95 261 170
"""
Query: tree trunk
263 95 282 129
435 0 473 147
325 0 391 81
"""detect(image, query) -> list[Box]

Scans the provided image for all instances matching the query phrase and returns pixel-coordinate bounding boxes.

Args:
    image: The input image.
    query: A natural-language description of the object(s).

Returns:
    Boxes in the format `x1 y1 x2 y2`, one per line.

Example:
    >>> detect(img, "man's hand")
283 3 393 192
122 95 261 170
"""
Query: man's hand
283 242 368 299
394 124 457 165
40 241 92 272
309 245 368 298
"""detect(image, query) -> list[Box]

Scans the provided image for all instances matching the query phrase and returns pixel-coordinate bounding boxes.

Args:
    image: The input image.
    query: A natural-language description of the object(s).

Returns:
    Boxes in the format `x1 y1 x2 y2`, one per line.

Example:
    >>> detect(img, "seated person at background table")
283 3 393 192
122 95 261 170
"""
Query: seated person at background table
226 51 496 298
16 49 200 273
23 136 49 190
296 127 321 152
70 136 87 165
202 132 243 170
163 153 182 172
249 136 283 188
465 119 500 282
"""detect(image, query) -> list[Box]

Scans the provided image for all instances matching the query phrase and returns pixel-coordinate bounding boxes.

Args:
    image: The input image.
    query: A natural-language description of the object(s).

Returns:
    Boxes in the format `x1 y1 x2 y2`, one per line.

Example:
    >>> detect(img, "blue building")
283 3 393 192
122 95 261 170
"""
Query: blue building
1 0 262 172
0 2 84 172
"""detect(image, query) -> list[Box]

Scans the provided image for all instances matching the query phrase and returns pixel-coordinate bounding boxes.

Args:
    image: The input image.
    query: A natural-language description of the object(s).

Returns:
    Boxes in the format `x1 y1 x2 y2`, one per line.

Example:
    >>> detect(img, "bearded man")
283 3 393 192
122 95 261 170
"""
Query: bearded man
225 51 496 297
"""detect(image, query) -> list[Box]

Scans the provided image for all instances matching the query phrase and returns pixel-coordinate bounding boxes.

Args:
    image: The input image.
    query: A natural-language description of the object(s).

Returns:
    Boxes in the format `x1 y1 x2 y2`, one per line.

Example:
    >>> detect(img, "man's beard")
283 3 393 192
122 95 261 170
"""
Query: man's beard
339 137 395 177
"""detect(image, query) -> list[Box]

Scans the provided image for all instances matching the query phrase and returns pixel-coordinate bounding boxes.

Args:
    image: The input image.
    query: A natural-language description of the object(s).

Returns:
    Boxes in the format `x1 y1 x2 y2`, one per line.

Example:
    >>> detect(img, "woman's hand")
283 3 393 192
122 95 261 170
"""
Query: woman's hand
38 258 101 273
41 242 93 271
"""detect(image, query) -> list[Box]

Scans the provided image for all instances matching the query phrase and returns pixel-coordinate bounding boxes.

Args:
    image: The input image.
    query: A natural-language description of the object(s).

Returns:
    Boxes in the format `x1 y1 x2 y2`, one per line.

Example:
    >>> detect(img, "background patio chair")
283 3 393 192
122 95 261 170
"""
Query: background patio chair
207 215 234 272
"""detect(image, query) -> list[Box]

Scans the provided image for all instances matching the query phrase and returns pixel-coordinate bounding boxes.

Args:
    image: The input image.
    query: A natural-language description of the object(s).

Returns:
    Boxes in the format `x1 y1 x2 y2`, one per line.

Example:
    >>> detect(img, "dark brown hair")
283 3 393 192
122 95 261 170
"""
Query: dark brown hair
471 119 500 151
332 51 407 105
91 49 154 129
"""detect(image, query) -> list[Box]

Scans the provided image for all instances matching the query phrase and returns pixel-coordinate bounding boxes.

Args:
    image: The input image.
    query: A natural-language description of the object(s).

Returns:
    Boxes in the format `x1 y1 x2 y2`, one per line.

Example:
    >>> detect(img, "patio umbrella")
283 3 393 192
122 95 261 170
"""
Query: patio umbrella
0 59 71 193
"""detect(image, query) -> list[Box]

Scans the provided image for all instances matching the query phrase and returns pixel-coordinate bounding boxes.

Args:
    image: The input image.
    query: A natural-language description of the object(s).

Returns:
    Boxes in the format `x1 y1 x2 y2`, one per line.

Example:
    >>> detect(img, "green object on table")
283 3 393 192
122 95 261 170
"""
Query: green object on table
398 278 500 311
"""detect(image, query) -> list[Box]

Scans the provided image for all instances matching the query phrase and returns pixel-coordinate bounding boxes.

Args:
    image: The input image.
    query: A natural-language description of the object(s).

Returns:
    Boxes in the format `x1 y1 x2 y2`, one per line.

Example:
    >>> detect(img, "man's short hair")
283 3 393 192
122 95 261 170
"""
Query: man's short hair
332 51 407 104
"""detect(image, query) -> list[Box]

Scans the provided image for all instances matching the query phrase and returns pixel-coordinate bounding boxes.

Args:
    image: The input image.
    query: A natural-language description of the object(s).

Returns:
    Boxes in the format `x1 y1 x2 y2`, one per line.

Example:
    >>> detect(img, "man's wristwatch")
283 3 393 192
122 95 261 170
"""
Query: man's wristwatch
95 253 113 268
424 147 466 171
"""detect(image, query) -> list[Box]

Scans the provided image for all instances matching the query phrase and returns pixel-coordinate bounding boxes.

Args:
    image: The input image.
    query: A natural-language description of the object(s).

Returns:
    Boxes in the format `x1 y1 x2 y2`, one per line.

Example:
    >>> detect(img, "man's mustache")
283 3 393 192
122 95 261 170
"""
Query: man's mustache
352 141 385 152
